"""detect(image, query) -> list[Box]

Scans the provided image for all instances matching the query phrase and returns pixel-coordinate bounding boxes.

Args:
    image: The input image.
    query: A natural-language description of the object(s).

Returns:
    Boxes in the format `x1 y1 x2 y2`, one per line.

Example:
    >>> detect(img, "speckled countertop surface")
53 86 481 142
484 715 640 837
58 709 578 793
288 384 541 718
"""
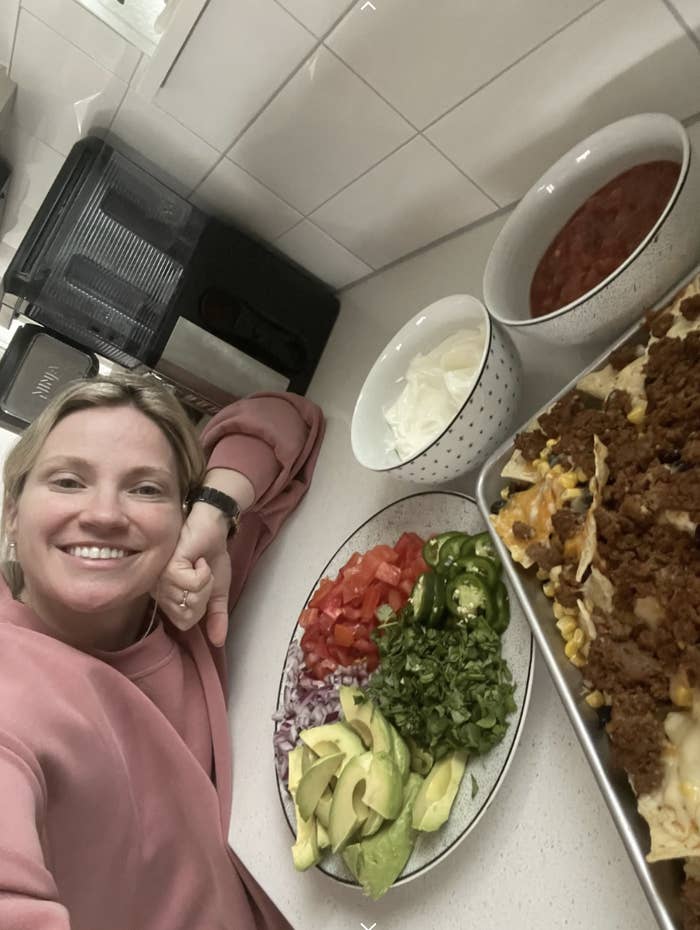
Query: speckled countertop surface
225 210 661 930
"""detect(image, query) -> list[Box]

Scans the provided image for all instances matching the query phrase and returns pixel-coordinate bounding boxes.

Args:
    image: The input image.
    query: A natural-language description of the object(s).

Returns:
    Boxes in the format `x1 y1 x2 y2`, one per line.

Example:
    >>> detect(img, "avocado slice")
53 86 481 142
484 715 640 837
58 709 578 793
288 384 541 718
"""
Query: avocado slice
362 750 403 820
316 820 330 850
296 751 344 821
342 772 424 899
329 751 372 853
359 808 384 838
288 746 321 871
412 749 468 832
300 721 365 773
315 788 332 829
388 722 410 783
339 686 374 747
367 706 393 756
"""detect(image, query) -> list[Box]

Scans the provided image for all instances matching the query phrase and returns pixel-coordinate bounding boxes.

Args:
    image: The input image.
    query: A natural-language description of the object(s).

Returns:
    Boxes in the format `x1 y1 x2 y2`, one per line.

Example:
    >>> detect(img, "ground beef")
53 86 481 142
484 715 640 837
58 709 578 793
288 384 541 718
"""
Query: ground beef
609 342 642 371
586 636 669 701
552 508 584 542
526 539 563 572
512 521 534 540
683 878 700 930
683 436 700 466
513 428 547 462
555 569 581 609
647 305 674 337
605 690 665 796
681 294 700 322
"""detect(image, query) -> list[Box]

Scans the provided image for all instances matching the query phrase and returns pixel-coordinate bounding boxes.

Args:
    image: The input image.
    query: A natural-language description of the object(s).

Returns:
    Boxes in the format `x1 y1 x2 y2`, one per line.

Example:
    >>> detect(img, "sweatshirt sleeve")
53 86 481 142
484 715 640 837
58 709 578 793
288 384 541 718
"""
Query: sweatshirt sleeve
0 734 71 928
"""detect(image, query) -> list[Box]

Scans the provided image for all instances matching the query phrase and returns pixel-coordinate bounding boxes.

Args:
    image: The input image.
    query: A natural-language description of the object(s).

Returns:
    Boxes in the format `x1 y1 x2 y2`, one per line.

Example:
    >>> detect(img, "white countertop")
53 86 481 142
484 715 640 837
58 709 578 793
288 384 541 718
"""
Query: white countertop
225 211 661 930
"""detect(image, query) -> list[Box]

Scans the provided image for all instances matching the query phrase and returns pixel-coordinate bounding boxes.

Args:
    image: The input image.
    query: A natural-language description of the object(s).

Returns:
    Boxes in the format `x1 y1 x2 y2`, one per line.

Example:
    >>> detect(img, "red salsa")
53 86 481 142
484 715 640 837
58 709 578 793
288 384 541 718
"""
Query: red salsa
530 160 681 318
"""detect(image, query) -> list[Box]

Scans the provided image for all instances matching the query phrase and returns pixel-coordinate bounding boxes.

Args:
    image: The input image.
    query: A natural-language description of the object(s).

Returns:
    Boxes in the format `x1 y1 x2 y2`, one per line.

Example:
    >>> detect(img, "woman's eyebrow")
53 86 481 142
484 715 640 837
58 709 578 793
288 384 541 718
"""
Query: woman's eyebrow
39 457 175 481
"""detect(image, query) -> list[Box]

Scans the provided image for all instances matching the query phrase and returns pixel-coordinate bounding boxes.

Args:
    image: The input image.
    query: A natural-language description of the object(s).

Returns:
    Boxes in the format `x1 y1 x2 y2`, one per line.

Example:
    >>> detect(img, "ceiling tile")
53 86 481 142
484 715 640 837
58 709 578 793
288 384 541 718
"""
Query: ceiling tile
312 135 495 267
10 9 126 154
22 0 141 83
275 220 372 289
326 0 599 129
109 90 218 196
190 157 302 240
427 0 700 205
155 0 316 152
229 46 413 214
275 0 354 37
0 0 19 68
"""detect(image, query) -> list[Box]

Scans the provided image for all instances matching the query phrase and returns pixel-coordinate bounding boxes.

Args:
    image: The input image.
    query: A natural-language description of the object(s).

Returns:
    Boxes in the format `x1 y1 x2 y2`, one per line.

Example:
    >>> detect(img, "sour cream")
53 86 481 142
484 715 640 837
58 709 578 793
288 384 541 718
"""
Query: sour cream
383 326 485 461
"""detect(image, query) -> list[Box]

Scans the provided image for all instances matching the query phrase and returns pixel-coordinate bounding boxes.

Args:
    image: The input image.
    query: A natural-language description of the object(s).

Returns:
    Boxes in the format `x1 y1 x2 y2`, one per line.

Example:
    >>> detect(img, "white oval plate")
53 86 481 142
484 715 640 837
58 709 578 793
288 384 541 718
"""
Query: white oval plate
274 491 534 888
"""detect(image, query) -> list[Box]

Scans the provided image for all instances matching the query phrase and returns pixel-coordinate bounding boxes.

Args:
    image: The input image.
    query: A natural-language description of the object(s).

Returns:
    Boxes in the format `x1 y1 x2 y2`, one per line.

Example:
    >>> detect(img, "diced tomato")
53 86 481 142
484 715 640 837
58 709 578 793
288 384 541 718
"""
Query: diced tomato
374 561 402 586
299 532 426 678
386 587 403 612
360 584 382 621
334 622 358 647
298 607 319 630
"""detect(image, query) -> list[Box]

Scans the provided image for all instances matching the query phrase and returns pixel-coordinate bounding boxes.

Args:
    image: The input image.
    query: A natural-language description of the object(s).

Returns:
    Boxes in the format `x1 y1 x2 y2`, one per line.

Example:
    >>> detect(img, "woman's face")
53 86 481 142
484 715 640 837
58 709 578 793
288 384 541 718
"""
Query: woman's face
7 405 184 640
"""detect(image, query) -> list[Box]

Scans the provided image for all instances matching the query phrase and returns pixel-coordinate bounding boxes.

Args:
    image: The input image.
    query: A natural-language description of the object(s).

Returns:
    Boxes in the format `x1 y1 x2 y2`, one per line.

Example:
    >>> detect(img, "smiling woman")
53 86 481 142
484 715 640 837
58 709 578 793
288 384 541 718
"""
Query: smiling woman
0 373 325 930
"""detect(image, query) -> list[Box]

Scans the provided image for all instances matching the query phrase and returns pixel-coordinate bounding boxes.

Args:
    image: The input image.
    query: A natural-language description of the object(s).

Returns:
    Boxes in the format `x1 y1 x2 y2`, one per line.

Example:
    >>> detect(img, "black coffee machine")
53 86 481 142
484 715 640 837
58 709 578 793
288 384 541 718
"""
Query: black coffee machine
2 136 339 419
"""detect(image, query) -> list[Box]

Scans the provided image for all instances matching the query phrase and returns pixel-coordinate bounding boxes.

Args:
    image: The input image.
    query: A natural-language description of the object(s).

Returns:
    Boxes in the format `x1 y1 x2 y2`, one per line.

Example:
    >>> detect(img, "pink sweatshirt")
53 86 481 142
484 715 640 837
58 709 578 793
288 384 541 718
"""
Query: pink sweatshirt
0 392 324 930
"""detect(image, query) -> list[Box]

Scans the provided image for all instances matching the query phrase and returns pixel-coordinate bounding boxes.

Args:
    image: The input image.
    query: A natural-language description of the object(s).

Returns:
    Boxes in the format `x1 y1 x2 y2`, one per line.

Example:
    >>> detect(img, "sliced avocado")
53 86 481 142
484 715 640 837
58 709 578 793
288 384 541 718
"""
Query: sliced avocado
296 751 344 821
316 820 330 850
362 750 403 820
359 808 384 838
315 788 332 829
288 746 321 871
367 706 393 755
329 751 372 853
412 749 468 832
407 736 433 775
300 722 365 773
389 722 410 783
339 686 374 747
343 772 424 899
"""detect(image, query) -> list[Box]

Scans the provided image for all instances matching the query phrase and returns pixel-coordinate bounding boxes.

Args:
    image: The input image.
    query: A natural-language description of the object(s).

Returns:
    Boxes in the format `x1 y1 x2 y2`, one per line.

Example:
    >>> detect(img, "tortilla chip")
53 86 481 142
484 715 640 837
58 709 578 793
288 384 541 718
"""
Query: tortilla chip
491 474 566 569
576 437 608 582
500 448 540 484
582 566 614 616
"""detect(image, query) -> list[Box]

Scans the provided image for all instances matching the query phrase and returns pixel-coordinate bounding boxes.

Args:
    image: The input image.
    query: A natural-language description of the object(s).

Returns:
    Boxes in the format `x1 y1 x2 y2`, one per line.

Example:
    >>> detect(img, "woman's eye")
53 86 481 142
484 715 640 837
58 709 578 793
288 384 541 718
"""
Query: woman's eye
132 485 163 497
51 477 83 490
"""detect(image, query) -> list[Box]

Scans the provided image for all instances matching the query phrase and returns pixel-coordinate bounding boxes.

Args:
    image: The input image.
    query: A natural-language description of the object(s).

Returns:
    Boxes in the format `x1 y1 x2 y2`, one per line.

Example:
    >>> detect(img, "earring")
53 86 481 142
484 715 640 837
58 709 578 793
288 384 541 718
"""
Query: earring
7 541 16 562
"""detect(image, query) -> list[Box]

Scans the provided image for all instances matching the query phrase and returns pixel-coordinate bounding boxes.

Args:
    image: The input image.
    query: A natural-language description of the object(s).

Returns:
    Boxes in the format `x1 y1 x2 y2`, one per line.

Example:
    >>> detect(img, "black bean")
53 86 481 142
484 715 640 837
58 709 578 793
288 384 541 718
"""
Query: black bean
490 498 507 514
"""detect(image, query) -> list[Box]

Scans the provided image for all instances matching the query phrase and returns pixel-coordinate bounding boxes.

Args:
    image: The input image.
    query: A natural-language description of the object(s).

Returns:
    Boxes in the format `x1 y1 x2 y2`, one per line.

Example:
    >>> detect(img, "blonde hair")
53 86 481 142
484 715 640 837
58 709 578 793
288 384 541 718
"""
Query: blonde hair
1 374 207 595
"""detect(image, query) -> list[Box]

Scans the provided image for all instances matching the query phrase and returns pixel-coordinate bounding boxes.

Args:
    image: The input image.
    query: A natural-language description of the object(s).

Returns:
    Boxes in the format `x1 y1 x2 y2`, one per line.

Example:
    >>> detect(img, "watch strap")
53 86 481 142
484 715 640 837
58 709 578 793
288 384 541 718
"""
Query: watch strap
191 486 241 535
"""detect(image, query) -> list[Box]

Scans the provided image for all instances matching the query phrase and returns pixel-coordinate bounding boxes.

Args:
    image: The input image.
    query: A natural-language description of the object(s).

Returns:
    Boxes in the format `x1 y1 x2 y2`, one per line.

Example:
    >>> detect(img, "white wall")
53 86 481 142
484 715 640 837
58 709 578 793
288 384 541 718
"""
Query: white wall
0 0 699 292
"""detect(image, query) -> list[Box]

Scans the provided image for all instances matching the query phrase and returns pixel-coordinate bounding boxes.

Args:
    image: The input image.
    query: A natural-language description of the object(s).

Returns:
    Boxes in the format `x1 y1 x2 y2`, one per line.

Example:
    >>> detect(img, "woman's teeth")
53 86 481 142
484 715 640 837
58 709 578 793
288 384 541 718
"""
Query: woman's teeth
66 546 128 560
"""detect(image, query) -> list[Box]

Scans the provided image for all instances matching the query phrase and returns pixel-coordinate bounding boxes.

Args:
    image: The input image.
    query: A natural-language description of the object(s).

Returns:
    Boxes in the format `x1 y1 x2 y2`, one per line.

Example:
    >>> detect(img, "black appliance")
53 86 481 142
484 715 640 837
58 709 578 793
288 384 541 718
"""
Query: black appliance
3 137 339 416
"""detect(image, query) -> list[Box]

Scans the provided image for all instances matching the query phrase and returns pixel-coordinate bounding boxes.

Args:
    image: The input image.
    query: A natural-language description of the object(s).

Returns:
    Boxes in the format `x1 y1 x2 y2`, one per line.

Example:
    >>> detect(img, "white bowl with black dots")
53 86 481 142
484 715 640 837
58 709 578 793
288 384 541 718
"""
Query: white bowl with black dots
350 294 522 484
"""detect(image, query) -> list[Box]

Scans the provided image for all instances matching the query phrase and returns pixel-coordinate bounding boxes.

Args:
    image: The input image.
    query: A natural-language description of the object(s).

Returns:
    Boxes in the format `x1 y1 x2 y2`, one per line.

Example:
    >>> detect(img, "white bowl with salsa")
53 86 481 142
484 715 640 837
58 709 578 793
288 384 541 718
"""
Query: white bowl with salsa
482 113 700 345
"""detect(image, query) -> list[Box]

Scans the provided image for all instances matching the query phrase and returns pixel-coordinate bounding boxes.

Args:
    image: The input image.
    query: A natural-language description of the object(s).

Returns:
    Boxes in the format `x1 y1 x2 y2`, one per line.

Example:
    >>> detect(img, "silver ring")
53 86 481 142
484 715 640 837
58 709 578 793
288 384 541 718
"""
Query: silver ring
179 590 189 609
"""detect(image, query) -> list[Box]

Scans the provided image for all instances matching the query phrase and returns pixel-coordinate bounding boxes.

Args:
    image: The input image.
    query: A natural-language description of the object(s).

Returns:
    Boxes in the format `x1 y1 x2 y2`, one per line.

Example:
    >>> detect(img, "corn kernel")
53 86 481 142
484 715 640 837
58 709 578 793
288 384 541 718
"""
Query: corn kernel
556 617 577 638
627 405 645 425
565 640 579 659
570 654 586 668
500 486 510 500
543 581 555 598
585 690 605 709
546 438 558 448
575 468 588 483
560 471 578 489
536 460 550 476
572 628 585 647
552 602 567 620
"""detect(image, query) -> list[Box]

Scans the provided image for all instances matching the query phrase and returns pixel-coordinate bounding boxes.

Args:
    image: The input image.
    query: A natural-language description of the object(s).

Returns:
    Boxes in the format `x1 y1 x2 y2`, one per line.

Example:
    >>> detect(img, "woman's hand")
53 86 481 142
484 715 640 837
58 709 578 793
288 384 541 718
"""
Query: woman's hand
156 503 232 646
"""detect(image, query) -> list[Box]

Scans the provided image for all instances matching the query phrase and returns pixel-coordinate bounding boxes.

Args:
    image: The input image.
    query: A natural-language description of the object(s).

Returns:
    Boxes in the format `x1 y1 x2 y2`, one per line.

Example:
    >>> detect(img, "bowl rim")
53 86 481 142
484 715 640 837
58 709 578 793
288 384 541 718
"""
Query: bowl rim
484 112 690 329
350 294 493 473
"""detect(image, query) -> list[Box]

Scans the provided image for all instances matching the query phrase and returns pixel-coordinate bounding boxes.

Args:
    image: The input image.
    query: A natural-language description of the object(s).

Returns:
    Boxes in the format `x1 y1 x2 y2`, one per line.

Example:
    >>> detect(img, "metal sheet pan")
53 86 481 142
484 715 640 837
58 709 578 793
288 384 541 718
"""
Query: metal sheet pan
475 266 700 930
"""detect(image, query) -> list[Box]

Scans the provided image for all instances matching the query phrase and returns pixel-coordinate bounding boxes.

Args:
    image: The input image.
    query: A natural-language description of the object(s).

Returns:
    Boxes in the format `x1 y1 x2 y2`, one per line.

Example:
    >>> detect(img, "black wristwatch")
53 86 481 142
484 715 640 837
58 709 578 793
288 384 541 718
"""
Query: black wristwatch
190 487 241 536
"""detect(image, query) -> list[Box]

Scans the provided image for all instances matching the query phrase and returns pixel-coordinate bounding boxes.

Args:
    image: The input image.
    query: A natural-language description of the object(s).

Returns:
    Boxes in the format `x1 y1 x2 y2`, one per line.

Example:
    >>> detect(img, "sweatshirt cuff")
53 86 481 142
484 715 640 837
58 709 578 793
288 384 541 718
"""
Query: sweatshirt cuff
206 434 280 504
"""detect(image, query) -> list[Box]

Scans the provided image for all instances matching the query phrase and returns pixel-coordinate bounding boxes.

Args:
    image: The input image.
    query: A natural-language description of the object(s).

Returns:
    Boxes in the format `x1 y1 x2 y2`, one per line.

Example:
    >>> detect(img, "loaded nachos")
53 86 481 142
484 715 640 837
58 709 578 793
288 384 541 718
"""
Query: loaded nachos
492 274 700 929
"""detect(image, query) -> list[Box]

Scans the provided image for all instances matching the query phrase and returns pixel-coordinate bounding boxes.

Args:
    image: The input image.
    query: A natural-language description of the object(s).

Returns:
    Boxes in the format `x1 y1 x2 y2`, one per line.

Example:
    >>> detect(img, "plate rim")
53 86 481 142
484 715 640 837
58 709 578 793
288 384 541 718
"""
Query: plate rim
273 489 535 889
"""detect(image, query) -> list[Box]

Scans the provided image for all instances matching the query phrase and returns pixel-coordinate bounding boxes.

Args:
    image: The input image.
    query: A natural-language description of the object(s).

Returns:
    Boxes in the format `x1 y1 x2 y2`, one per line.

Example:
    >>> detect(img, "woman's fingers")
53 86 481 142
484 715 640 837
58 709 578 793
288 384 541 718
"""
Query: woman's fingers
158 557 214 630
